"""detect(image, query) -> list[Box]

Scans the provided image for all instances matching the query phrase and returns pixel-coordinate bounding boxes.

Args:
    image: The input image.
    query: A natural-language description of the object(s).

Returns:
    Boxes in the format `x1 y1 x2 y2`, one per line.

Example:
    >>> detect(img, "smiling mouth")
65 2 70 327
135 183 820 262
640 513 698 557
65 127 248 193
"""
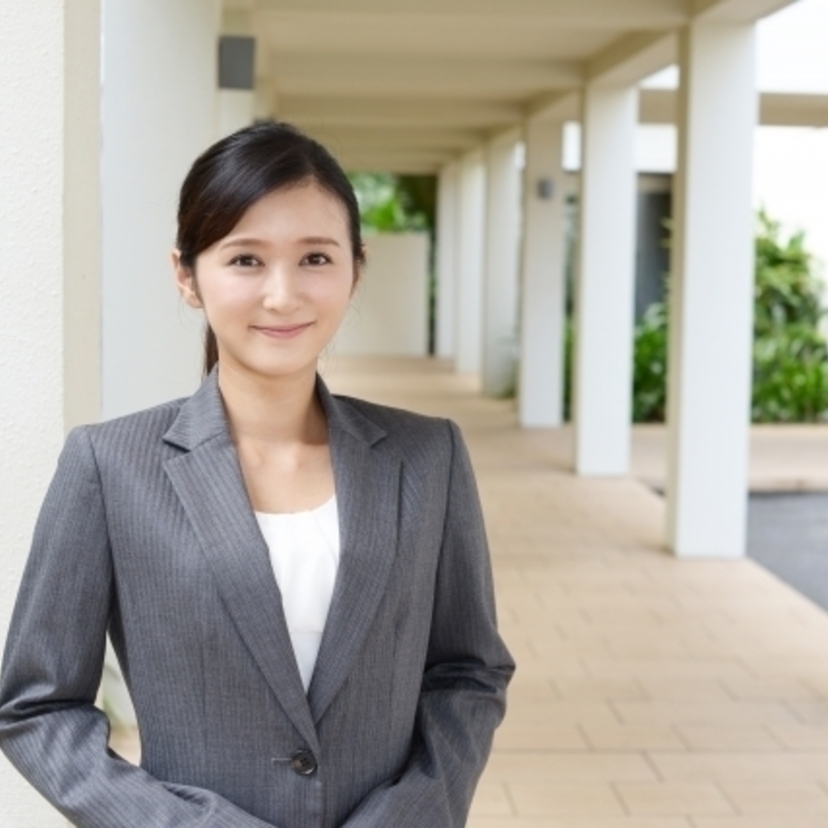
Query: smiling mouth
252 323 314 339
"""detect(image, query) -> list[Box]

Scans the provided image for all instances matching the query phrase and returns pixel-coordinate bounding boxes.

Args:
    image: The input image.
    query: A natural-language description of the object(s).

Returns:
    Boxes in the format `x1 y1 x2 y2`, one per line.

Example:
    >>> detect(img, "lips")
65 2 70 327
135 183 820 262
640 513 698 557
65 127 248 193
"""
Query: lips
252 322 314 339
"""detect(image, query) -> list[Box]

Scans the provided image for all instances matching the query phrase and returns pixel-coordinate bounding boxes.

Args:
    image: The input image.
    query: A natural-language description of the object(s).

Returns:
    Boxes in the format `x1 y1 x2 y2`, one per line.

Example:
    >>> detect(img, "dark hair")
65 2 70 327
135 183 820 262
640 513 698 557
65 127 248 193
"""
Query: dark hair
176 120 365 375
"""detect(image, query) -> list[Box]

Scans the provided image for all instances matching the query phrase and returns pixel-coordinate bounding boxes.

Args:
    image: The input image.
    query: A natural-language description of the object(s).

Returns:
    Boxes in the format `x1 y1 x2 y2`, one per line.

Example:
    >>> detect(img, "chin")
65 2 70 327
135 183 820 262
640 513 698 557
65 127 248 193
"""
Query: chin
217 342 327 381
248 357 320 380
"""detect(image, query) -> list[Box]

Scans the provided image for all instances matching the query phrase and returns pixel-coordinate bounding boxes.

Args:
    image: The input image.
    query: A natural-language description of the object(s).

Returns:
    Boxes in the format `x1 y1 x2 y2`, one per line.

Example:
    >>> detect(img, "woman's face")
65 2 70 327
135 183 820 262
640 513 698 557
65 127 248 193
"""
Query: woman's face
175 181 357 382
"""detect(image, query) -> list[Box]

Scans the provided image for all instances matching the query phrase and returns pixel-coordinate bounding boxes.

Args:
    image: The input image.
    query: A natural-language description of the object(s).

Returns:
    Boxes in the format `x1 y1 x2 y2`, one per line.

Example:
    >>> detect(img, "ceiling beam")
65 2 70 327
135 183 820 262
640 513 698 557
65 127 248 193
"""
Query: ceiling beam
267 54 583 98
691 0 797 22
640 88 828 127
278 95 525 129
639 89 678 124
304 126 486 153
334 148 457 174
526 90 579 121
760 93 828 128
244 0 689 28
586 31 677 85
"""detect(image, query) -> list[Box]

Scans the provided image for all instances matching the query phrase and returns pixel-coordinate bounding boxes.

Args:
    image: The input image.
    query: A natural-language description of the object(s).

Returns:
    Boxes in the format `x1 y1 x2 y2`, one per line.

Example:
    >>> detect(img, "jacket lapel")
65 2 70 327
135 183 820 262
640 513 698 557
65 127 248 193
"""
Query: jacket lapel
306 397 401 723
162 372 318 750
161 370 402 736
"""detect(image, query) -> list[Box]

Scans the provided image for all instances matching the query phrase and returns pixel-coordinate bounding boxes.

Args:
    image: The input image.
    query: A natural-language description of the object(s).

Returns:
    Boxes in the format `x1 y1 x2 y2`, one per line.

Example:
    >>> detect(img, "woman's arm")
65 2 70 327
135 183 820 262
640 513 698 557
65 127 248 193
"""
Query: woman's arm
341 420 515 828
0 427 277 828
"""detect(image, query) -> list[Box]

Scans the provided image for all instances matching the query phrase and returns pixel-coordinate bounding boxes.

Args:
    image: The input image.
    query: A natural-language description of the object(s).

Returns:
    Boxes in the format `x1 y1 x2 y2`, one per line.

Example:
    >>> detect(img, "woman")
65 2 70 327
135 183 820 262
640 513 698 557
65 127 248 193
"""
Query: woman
0 121 514 828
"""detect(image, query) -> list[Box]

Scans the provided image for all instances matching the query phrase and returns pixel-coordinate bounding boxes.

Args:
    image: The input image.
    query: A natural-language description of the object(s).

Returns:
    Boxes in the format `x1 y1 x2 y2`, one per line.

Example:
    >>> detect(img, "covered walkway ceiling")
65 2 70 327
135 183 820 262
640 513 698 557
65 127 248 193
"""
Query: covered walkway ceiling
224 0 812 172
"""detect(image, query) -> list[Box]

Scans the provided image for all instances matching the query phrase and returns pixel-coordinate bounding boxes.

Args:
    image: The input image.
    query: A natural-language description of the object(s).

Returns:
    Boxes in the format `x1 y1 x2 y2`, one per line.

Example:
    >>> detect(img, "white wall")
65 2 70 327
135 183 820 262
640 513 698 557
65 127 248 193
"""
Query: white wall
102 0 220 420
334 233 430 357
218 89 255 138
1 1 102 824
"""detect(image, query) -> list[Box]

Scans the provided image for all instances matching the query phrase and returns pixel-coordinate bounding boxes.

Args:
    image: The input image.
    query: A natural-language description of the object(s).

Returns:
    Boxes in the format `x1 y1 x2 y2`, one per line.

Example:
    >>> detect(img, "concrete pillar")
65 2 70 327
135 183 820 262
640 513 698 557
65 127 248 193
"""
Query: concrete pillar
482 133 523 397
0 0 102 824
436 162 459 359
102 0 221 420
455 151 486 375
666 22 758 558
519 119 568 428
573 84 638 475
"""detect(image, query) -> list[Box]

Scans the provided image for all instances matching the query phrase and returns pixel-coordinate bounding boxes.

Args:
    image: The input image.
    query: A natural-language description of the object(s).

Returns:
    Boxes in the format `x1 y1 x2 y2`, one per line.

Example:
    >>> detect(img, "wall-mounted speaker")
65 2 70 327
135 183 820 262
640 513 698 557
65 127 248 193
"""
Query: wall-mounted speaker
218 36 255 90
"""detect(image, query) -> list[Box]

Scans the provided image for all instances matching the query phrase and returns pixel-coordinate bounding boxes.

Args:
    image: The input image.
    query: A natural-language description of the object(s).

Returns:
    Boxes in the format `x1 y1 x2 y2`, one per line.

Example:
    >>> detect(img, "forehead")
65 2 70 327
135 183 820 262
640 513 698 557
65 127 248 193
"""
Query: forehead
231 182 350 240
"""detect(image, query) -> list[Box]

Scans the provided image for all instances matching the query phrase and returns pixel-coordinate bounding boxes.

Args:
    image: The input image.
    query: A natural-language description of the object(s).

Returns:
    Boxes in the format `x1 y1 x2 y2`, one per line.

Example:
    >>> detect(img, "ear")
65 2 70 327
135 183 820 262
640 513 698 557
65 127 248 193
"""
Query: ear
350 246 366 297
172 249 202 309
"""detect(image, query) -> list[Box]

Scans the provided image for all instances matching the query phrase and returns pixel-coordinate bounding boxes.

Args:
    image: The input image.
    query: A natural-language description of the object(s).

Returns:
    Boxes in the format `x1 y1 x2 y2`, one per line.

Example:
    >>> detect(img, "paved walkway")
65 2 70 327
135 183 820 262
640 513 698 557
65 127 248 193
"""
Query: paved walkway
112 356 828 826
631 423 828 494
324 357 828 828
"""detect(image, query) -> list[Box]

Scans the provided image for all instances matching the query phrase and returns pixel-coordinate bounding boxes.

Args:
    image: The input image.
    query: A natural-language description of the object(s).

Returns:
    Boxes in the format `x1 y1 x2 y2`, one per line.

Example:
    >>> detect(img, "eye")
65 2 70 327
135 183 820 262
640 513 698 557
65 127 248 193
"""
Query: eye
302 252 332 266
229 254 261 268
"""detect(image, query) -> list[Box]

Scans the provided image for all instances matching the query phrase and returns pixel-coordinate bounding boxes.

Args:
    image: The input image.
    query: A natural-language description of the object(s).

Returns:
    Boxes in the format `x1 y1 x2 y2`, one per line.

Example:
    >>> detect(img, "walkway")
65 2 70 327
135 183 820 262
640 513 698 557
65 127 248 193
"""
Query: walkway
324 356 828 828
111 356 828 826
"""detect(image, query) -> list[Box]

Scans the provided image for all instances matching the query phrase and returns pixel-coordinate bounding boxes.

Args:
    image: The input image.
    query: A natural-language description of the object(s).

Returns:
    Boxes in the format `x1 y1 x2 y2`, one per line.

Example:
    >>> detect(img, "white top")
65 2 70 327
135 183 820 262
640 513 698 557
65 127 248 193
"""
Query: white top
254 495 340 691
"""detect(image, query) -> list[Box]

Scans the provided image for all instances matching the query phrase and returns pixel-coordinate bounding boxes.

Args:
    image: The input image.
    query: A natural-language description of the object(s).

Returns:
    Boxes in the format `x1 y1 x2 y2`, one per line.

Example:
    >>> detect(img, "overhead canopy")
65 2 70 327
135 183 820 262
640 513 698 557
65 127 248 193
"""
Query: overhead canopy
223 0 811 172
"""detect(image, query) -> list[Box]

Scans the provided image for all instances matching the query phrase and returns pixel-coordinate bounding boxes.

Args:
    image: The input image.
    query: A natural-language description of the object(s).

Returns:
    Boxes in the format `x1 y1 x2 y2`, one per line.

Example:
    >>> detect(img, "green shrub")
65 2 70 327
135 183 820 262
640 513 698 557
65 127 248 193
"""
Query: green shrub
626 211 828 423
632 302 669 422
752 211 828 421
348 172 430 233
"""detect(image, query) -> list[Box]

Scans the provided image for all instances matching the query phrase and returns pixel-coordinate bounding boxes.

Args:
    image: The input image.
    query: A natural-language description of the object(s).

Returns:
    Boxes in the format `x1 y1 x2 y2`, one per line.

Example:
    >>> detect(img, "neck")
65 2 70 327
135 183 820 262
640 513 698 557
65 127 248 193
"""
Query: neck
216 361 324 446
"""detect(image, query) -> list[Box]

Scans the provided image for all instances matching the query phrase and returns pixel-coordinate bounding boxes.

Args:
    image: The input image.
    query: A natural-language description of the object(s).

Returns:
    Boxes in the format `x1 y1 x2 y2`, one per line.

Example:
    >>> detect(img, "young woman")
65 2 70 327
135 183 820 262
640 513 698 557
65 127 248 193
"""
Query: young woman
0 121 514 828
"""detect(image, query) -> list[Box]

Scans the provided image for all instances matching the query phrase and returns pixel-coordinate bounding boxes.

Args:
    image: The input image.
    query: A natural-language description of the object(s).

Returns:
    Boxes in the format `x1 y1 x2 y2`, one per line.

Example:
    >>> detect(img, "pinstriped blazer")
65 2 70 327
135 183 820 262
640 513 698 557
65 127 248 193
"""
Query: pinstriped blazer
0 369 514 828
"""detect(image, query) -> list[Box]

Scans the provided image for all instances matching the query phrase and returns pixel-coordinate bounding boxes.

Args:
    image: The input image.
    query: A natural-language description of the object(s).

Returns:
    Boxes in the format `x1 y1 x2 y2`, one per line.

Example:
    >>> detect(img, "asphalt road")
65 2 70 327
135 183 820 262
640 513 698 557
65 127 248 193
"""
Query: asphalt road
748 491 828 613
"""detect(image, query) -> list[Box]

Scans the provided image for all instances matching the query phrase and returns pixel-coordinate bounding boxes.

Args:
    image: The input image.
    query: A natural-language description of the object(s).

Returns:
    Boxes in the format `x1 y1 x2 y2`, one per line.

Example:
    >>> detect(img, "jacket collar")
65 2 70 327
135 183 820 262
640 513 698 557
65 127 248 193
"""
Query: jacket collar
162 365 386 452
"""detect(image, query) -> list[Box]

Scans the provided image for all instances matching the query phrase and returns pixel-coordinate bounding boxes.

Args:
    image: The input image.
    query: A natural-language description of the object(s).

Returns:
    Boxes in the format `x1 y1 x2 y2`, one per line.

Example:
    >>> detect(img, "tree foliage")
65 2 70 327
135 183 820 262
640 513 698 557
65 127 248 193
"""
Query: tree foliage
349 172 431 233
752 210 828 422
630 211 828 423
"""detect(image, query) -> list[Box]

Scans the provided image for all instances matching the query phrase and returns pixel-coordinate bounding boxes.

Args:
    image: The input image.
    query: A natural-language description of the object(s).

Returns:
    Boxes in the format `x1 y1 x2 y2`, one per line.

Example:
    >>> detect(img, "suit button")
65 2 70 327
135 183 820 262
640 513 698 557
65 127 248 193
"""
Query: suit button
290 749 317 776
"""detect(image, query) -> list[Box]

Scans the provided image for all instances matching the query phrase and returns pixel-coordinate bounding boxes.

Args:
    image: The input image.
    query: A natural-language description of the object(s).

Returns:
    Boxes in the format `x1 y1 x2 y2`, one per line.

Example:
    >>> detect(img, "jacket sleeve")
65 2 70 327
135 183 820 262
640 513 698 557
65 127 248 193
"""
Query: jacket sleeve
341 420 515 828
0 427 277 828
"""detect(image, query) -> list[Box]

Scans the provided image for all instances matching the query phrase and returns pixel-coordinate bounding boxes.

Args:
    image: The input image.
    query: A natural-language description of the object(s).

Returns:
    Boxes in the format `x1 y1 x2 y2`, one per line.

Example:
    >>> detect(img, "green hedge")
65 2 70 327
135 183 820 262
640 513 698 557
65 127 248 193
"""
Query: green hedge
632 211 828 423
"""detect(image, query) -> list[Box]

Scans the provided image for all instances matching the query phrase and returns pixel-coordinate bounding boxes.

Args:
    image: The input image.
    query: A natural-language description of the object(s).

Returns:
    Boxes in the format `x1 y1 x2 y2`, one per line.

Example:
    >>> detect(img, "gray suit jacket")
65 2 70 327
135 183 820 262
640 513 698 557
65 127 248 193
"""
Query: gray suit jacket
0 370 514 828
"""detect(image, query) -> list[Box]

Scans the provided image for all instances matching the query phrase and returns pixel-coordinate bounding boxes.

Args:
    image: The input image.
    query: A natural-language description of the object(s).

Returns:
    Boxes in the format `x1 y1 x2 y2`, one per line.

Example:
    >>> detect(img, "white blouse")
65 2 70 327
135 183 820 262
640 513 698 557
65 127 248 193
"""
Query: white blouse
254 495 340 691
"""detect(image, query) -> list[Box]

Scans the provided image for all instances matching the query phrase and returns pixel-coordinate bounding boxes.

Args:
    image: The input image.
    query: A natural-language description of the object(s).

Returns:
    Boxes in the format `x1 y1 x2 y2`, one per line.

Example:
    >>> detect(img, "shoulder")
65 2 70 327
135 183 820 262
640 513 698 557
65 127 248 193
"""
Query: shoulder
331 393 461 461
70 397 187 457
333 393 445 433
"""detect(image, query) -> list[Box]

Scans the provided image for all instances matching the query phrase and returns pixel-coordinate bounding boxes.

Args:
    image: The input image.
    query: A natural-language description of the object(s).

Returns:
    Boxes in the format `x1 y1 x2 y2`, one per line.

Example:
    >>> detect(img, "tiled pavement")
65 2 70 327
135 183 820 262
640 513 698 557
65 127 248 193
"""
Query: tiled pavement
110 356 828 826
323 357 828 828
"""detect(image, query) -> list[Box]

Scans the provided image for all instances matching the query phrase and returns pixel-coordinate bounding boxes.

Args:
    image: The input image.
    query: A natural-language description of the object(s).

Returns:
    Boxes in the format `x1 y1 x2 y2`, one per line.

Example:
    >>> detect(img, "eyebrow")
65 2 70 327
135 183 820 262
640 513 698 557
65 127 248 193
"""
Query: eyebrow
220 236 342 249
220 238 265 250
299 236 341 247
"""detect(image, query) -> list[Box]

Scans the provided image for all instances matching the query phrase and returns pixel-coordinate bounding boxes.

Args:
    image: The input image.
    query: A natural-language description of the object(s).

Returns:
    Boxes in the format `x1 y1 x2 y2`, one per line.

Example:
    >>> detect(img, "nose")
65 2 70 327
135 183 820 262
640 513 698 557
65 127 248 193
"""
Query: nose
261 265 301 313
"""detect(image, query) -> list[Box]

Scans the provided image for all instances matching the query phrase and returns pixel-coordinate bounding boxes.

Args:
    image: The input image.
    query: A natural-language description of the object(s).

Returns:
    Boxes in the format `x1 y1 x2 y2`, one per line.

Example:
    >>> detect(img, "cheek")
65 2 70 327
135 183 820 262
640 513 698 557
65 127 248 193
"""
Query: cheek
307 272 355 311
199 277 259 320
319 282 355 320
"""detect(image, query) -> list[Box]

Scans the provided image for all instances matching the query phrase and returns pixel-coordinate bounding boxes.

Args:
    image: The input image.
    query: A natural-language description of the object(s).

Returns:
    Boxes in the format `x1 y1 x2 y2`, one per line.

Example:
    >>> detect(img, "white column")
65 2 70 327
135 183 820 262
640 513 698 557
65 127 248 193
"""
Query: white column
102 0 221 420
519 119 567 428
455 151 487 375
435 162 459 359
573 84 638 475
482 133 523 397
0 1 102 825
666 22 758 558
